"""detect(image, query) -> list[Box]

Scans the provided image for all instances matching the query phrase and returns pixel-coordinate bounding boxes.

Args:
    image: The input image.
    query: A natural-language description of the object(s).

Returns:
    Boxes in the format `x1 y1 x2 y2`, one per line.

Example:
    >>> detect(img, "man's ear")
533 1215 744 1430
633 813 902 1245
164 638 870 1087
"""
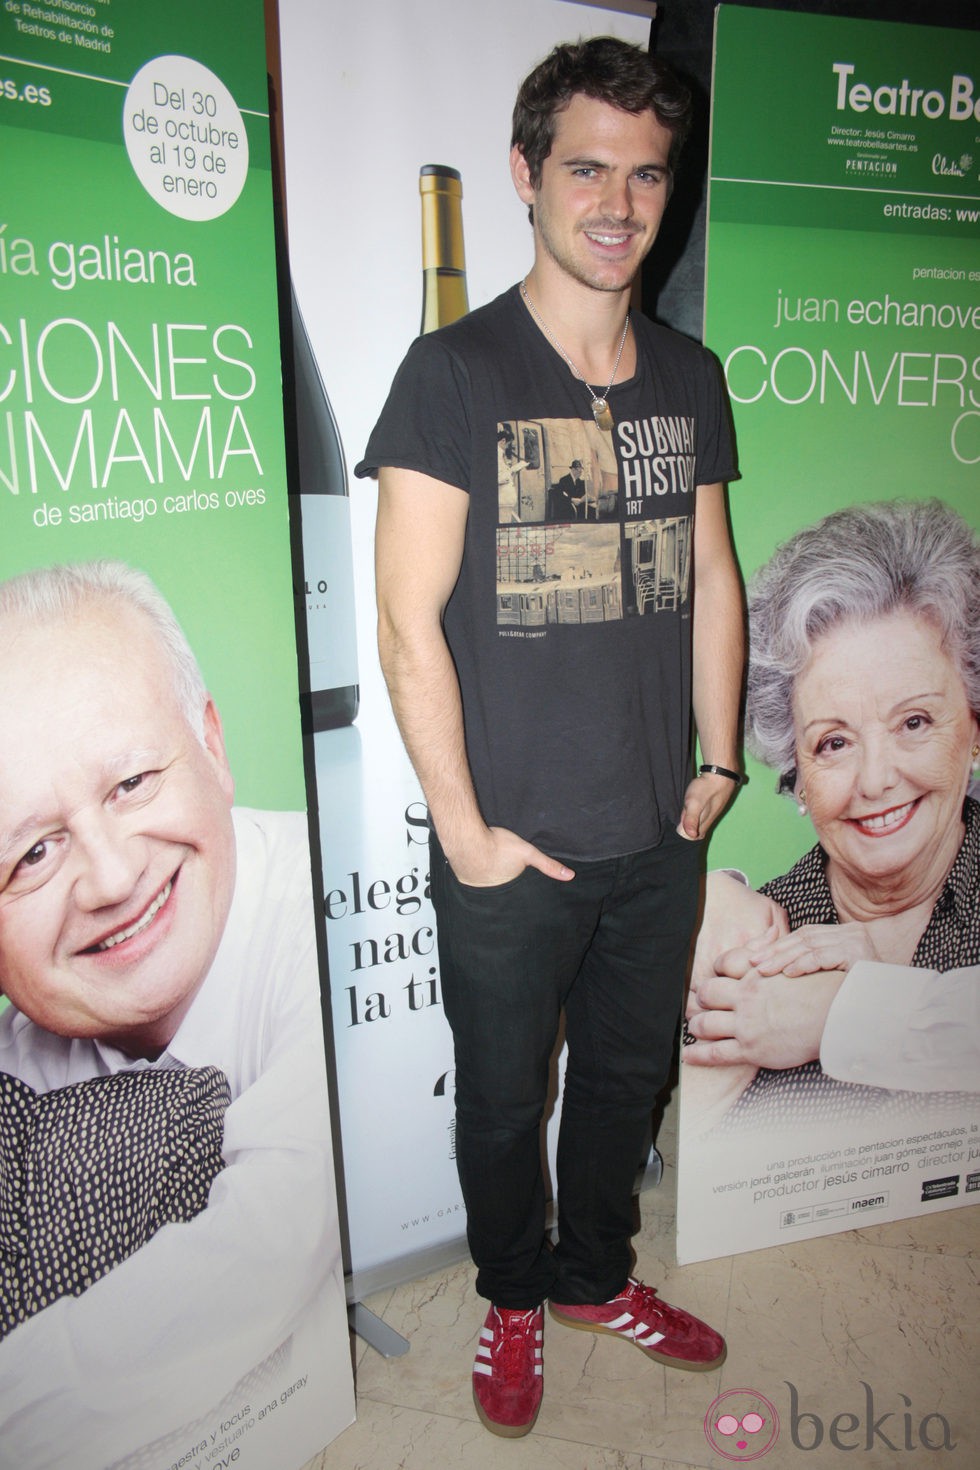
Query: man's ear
509 144 536 207
202 697 235 805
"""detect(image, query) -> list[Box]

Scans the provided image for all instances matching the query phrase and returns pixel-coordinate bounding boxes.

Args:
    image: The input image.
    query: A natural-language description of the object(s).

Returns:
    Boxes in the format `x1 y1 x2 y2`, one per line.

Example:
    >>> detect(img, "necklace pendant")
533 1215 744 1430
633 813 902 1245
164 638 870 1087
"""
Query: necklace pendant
519 281 625 435
591 397 613 432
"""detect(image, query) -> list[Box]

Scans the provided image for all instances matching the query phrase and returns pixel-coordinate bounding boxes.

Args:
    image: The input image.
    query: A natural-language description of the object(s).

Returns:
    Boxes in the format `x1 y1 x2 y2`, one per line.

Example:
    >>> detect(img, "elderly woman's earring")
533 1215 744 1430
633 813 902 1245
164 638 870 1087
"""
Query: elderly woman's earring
973 745 979 764
797 789 807 814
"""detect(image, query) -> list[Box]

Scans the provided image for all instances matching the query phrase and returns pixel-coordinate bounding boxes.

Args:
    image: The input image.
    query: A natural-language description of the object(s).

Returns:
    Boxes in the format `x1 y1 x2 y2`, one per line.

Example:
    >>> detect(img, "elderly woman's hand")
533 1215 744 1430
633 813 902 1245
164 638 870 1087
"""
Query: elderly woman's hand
740 921 881 977
684 964 847 1070
684 922 863 1070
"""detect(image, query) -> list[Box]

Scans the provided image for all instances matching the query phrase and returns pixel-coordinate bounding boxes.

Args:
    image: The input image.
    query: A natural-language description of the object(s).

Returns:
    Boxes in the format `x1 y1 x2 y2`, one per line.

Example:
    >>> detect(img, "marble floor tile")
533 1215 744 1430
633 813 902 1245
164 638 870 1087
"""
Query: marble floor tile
352 1257 486 1419
301 1394 718 1470
721 1234 977 1467
849 1203 980 1258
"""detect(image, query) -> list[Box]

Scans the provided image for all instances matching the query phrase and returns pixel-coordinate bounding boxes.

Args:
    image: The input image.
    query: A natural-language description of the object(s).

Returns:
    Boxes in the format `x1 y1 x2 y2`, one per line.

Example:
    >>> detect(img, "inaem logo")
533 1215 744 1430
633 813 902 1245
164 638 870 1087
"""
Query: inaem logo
704 1389 780 1461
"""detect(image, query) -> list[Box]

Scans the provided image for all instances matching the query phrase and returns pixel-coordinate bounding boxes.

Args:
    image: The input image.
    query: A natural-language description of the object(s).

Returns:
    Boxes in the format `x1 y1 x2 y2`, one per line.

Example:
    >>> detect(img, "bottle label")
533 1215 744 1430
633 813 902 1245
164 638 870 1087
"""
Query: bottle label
300 493 359 692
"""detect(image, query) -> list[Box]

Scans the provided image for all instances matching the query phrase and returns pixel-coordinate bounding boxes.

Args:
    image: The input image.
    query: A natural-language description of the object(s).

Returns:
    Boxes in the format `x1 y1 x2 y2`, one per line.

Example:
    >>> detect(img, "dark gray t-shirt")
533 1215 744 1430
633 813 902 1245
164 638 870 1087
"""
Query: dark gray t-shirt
356 285 737 862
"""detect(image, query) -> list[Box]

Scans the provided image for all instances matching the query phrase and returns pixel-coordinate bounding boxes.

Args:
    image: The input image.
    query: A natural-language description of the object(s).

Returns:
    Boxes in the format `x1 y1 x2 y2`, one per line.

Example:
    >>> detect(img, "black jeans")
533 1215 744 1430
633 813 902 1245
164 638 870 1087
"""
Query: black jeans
430 826 700 1309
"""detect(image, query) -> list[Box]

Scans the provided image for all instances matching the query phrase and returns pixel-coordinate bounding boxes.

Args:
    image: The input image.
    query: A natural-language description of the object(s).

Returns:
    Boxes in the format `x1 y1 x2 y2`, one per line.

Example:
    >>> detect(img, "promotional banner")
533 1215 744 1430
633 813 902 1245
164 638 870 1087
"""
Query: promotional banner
677 5 980 1264
277 0 654 1298
0 1 353 1463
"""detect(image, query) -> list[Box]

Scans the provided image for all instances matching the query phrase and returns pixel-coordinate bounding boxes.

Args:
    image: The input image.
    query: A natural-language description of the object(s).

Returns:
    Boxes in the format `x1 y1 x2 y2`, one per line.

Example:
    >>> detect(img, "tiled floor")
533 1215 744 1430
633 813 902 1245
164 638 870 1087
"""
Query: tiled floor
303 1091 979 1469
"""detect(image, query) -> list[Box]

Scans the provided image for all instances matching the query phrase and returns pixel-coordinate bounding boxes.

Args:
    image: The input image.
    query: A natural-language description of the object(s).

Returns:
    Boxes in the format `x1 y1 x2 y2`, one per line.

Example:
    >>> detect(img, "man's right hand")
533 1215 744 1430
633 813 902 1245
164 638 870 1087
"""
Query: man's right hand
443 824 575 888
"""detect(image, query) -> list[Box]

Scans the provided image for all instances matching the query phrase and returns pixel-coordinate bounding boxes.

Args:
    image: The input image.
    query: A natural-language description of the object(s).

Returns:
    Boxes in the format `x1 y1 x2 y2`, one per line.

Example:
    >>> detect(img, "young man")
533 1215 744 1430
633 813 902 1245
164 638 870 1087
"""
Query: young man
357 37 744 1438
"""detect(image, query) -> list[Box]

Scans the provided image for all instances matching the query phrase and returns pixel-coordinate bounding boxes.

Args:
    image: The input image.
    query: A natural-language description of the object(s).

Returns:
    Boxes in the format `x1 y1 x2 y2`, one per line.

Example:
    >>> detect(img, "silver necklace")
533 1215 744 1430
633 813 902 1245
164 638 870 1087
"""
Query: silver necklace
520 280 628 432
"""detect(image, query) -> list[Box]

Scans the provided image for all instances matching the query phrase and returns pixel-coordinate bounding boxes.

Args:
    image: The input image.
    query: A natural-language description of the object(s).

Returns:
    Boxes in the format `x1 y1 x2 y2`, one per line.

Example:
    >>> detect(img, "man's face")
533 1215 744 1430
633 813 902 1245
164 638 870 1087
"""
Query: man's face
0 601 236 1057
511 94 673 294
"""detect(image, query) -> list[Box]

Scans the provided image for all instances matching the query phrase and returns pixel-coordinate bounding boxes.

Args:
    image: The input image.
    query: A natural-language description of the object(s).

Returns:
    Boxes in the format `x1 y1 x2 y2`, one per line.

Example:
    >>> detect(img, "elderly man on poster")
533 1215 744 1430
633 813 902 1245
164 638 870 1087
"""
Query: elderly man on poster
0 560 335 1469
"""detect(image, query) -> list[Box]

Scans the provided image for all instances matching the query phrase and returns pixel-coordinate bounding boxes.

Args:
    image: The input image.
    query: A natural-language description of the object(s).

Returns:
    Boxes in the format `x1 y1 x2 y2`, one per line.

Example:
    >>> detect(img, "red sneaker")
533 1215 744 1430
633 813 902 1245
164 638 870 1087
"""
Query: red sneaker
472 1304 544 1437
549 1277 726 1371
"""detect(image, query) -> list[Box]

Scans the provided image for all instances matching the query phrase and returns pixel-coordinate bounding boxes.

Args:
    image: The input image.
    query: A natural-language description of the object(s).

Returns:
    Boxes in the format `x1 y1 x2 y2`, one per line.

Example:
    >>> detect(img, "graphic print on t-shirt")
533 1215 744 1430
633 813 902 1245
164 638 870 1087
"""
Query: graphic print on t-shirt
497 418 618 524
623 517 692 616
495 416 693 629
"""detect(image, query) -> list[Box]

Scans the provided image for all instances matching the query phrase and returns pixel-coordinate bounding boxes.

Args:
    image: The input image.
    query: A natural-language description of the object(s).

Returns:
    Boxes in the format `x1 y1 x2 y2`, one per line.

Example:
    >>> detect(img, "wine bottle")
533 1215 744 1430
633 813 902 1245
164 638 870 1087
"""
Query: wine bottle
289 285 359 730
419 164 469 332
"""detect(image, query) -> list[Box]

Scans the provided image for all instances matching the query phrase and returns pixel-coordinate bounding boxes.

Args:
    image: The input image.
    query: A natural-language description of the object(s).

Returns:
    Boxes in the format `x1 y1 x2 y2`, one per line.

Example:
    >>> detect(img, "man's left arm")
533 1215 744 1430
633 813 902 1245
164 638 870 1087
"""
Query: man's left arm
678 481 745 841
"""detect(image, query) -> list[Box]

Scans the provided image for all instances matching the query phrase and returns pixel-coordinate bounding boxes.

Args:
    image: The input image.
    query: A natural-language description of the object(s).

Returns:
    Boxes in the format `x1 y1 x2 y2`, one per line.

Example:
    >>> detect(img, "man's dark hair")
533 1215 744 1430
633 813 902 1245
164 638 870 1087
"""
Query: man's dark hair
511 36 692 187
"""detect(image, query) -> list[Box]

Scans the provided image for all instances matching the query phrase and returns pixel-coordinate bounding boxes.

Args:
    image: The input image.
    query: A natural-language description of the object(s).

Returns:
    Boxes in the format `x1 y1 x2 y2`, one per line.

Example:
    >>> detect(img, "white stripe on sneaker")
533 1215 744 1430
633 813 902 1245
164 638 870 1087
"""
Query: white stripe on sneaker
474 1331 543 1379
608 1313 666 1347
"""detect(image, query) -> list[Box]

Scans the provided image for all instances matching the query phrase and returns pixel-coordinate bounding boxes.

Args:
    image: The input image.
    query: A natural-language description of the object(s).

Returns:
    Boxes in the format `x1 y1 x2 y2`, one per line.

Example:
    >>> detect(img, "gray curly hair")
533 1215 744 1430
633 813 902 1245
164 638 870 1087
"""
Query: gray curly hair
0 560 209 742
745 498 980 787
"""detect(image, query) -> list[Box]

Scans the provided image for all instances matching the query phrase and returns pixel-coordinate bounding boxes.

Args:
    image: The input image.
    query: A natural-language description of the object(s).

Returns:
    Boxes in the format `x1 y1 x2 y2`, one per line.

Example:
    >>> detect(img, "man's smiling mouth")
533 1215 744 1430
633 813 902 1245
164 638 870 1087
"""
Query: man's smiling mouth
584 229 636 247
87 878 173 952
851 799 918 836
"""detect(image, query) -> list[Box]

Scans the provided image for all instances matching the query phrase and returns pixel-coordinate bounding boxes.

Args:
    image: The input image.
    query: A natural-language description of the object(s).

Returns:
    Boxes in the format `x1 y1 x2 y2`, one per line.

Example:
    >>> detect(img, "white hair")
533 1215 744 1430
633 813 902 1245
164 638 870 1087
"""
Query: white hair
745 499 980 785
0 561 209 741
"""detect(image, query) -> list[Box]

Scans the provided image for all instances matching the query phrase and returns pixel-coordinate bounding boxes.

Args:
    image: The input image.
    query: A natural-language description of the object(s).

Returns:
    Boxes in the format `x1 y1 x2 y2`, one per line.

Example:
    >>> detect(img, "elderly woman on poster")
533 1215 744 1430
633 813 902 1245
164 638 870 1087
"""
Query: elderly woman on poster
684 498 980 1132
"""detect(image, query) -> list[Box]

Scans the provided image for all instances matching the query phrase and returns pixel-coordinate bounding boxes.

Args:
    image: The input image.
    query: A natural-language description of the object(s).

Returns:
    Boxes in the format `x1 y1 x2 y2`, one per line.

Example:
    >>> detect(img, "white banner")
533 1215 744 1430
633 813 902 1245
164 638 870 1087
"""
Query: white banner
278 0 652 1295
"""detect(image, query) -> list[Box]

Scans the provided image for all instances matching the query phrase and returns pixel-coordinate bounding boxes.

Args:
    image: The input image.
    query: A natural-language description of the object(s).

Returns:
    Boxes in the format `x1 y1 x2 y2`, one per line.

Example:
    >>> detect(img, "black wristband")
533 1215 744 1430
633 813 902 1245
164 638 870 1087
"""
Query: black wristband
698 763 746 786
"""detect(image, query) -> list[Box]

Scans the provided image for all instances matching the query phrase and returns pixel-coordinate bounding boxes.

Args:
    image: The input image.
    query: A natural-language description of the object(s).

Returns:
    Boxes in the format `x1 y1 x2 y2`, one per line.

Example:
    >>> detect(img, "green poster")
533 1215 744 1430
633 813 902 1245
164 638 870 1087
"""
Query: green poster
1 0 303 808
706 4 979 883
0 4 354 1462
679 4 980 1266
